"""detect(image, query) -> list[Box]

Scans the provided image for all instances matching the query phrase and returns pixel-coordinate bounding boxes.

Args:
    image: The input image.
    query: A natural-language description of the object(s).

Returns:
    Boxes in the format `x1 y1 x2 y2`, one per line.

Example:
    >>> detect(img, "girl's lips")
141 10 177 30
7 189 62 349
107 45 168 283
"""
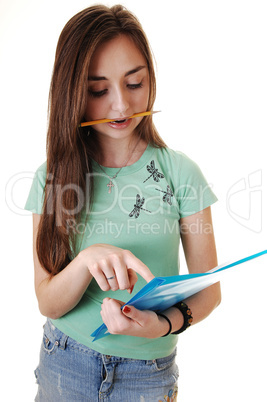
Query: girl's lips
107 118 132 129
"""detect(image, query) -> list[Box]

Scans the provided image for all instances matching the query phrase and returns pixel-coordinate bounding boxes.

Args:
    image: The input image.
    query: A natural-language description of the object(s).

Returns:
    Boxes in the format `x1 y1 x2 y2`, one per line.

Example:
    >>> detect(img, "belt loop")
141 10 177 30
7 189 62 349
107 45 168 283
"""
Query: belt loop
59 334 68 350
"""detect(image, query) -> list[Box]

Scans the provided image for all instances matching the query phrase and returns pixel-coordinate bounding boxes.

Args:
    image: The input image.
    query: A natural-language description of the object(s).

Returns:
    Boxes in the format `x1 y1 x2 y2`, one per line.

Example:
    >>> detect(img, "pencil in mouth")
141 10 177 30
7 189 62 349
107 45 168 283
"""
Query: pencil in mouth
111 118 128 123
79 110 160 127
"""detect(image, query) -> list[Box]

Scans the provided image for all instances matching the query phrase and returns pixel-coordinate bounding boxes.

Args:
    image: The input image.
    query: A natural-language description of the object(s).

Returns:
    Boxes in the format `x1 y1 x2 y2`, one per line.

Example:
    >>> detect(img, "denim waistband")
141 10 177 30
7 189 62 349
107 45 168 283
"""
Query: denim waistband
44 319 69 350
43 319 177 364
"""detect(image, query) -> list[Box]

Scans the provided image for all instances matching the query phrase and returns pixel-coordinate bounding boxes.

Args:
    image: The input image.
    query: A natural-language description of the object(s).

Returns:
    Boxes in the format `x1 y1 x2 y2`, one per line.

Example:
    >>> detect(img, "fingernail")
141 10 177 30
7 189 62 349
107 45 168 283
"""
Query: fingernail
127 285 134 294
123 306 131 314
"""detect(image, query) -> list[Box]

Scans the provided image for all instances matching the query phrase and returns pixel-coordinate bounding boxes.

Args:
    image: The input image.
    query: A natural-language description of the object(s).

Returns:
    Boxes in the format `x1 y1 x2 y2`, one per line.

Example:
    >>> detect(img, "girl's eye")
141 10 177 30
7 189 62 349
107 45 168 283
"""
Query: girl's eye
88 81 143 97
89 89 108 98
127 82 143 90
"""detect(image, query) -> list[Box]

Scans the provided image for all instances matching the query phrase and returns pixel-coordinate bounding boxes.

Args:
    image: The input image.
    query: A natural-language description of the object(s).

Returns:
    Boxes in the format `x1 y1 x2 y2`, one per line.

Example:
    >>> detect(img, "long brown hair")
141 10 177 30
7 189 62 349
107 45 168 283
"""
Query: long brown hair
37 4 166 275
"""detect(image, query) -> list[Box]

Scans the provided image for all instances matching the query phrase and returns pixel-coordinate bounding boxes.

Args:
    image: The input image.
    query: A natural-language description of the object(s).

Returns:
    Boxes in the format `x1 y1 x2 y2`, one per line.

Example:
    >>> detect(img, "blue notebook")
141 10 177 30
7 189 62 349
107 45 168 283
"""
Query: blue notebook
91 250 267 341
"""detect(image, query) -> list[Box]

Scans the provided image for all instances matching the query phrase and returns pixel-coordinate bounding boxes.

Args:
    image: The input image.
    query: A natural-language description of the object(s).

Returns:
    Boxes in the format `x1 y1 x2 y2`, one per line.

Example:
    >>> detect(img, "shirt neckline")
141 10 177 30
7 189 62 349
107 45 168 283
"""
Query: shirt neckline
91 144 156 177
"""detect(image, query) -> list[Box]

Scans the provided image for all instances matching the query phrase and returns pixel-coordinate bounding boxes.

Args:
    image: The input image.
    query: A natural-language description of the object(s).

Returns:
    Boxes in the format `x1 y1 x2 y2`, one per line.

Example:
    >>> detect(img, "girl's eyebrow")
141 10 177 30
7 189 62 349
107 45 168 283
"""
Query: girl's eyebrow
125 65 146 77
88 65 146 81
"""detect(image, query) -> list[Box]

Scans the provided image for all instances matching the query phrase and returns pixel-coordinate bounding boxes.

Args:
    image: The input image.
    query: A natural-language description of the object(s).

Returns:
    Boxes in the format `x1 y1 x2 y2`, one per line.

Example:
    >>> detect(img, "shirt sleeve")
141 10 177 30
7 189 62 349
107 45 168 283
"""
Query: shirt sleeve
175 152 217 218
24 162 47 214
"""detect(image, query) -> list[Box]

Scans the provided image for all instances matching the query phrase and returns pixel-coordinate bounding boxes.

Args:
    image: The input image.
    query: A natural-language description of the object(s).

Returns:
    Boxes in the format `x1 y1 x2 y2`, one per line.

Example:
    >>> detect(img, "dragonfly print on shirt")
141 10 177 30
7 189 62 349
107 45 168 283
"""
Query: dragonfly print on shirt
156 185 174 205
129 194 152 219
143 160 165 183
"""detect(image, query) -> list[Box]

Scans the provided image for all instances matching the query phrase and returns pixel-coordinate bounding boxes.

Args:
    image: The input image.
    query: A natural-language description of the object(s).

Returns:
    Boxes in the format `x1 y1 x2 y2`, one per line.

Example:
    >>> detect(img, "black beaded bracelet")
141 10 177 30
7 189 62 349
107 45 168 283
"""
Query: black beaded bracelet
171 301 193 335
157 313 172 337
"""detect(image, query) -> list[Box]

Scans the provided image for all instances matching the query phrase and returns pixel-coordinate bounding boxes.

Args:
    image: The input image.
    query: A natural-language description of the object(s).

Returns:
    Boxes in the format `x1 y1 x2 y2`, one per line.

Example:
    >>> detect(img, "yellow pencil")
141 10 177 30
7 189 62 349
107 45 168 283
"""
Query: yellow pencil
79 110 160 127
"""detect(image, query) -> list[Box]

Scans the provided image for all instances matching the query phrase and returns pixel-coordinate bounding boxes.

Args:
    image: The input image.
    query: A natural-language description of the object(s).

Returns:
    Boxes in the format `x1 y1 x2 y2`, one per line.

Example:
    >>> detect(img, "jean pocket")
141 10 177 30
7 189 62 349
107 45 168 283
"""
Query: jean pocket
153 350 177 372
151 352 179 389
42 333 59 355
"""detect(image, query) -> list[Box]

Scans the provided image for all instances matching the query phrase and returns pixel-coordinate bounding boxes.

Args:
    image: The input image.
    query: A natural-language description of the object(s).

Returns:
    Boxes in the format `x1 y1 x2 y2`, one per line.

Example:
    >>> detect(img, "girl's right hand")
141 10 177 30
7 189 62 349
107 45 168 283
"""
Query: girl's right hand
79 244 154 293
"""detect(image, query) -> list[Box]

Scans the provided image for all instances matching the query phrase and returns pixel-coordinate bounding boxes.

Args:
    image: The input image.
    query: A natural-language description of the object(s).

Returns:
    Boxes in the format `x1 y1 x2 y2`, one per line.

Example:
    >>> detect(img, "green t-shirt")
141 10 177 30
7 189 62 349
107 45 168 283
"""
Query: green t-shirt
25 145 217 359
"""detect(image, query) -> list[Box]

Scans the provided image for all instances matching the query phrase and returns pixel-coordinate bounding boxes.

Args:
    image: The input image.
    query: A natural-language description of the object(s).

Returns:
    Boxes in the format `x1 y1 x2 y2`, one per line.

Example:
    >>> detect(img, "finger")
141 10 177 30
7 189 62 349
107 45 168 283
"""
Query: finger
103 297 125 308
91 268 112 291
123 252 155 283
101 298 130 334
100 261 119 291
126 268 138 294
110 256 130 290
91 262 118 291
122 305 146 325
104 272 119 291
101 298 125 322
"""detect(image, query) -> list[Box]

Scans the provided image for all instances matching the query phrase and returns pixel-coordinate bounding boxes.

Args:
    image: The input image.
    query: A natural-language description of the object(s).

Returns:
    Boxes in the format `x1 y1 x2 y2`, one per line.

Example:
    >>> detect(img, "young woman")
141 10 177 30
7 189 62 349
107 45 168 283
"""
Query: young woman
25 4 221 401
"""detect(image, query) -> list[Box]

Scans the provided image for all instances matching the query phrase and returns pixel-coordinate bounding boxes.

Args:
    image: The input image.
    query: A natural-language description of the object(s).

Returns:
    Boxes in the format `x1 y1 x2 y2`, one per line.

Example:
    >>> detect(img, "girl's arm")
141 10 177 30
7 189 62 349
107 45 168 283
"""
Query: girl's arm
101 207 221 337
159 206 221 333
33 214 92 319
33 214 154 319
178 206 221 326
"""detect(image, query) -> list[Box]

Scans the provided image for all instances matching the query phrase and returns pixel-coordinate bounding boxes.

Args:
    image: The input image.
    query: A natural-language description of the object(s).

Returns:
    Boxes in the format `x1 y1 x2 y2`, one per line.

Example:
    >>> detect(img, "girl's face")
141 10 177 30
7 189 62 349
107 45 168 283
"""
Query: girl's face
85 35 150 140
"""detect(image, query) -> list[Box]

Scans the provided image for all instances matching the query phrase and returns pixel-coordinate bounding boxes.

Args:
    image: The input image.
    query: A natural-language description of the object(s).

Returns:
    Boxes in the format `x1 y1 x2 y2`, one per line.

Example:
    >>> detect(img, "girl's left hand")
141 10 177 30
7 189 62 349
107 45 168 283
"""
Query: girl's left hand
100 298 169 338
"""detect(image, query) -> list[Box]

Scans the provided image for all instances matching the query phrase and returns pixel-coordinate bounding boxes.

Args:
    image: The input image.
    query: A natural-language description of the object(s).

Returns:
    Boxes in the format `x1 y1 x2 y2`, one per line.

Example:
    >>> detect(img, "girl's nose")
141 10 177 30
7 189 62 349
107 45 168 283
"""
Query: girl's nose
111 87 129 115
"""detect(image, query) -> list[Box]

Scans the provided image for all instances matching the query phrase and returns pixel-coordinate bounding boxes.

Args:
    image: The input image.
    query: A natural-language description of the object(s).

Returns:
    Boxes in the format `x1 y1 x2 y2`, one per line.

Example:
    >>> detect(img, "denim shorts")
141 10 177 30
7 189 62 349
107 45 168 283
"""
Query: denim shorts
34 319 179 401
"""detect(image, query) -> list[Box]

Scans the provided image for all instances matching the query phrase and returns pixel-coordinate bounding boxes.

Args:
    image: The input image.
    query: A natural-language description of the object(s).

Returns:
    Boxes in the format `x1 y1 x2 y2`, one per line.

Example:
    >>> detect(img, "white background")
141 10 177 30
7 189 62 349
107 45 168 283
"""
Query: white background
1 0 266 400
